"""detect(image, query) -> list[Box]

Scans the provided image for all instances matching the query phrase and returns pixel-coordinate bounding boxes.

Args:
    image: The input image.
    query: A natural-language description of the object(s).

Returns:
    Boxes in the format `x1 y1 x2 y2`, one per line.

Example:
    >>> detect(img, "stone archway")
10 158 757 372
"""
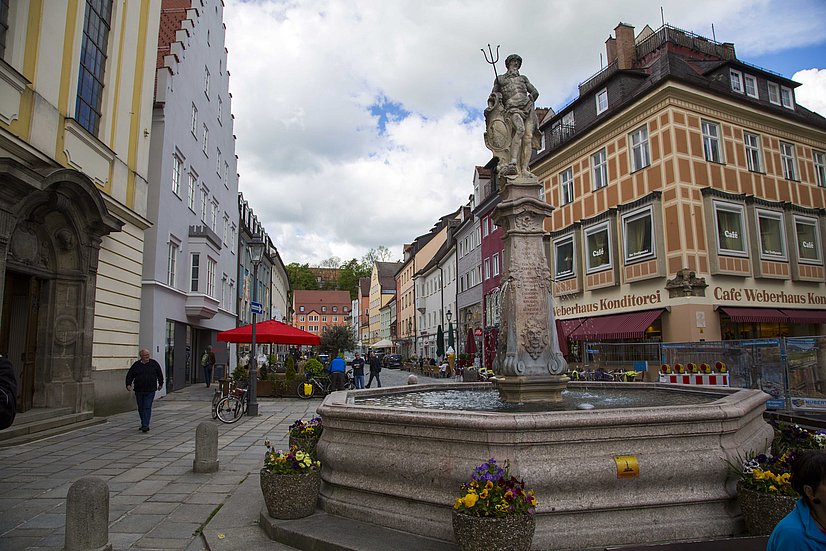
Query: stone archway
0 160 122 413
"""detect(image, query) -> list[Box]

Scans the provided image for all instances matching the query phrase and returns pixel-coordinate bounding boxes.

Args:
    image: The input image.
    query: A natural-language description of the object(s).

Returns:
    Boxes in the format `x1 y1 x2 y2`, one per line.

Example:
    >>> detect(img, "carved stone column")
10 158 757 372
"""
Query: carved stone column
492 175 568 402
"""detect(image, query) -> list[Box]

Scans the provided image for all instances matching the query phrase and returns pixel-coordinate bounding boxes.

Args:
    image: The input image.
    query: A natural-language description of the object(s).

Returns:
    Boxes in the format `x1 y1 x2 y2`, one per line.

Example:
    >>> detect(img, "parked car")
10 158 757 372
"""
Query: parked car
382 354 402 368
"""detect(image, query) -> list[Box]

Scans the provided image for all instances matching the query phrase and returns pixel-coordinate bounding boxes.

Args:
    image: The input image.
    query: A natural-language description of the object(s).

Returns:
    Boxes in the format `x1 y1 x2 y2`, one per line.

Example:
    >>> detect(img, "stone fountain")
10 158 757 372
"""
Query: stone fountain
305 55 773 550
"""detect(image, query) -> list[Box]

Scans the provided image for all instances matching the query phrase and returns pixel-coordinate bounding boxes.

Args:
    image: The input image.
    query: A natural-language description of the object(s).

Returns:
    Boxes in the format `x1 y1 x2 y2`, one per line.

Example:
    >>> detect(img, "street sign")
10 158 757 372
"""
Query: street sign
250 301 263 315
474 328 483 337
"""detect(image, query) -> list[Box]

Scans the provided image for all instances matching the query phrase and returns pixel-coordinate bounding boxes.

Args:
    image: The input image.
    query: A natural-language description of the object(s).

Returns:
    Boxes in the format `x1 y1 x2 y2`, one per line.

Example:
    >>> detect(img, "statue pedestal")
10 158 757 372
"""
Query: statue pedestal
492 174 568 402
495 375 569 403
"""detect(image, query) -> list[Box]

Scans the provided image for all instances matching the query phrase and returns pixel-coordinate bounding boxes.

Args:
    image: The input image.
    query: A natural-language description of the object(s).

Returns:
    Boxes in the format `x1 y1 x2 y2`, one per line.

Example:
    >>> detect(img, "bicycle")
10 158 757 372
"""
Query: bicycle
211 382 233 419
297 370 354 399
215 387 248 423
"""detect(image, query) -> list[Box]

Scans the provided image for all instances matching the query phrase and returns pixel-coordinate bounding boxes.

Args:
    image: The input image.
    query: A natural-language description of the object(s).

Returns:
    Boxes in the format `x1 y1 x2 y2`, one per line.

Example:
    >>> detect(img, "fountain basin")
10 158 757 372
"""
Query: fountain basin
316 382 772 550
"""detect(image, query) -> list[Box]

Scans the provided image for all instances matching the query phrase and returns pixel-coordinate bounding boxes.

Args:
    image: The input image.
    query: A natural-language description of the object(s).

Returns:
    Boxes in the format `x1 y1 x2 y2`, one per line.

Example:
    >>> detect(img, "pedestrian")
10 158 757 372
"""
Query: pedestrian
767 450 826 550
366 351 382 388
439 359 448 378
329 353 347 391
125 349 164 433
351 352 365 389
0 356 17 430
200 345 216 387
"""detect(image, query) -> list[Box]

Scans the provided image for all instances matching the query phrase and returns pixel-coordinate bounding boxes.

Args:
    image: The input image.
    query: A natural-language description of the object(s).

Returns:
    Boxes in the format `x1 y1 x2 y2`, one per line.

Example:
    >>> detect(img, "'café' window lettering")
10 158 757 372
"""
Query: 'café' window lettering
585 222 611 273
714 202 747 257
794 216 822 265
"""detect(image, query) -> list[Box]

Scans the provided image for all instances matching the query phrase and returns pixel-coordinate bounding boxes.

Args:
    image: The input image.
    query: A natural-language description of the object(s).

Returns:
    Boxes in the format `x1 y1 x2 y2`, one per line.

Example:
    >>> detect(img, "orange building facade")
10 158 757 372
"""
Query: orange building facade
293 290 352 337
533 23 826 345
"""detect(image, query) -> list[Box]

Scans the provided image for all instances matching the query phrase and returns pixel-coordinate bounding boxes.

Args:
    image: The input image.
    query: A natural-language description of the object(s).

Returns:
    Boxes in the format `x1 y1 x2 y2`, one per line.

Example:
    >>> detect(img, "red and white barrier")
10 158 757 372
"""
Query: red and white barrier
658 373 729 386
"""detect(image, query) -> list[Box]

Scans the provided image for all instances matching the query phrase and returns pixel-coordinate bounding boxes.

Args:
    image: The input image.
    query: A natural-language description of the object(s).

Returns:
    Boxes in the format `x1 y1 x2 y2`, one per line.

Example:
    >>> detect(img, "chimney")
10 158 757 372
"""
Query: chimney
605 36 617 66
614 23 636 70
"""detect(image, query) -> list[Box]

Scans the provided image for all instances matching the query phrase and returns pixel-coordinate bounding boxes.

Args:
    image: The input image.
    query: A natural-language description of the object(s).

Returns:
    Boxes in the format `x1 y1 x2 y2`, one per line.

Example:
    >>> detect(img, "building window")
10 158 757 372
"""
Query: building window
492 253 500 276
0 0 9 58
167 241 178 287
201 188 208 220
482 217 489 237
559 167 574 205
207 257 216 297
322 306 327 312
191 103 198 135
216 148 222 175
622 207 655 263
714 202 747 257
629 125 650 172
756 210 787 261
730 69 743 93
596 88 608 115
210 201 218 231
591 148 607 190
553 236 575 280
484 257 490 280
75 0 113 135
223 215 229 244
172 153 182 196
743 132 762 173
300 306 305 312
584 222 611 273
744 75 758 98
813 150 826 187
780 86 794 109
223 161 229 186
217 96 222 123
202 124 209 154
701 120 723 164
780 141 798 180
204 66 210 97
188 170 197 210
190 253 200 292
794 216 822 265
768 82 781 105
322 316 327 322
299 315 305 322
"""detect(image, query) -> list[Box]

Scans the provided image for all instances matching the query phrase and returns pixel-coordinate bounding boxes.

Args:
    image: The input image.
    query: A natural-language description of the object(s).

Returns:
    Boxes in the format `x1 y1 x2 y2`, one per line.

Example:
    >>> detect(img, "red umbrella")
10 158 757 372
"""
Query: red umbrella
464 327 477 354
217 319 320 345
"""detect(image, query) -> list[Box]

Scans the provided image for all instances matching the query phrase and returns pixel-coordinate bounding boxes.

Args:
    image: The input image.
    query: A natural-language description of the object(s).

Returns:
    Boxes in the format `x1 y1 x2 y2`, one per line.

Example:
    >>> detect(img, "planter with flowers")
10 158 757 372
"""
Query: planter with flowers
260 440 321 519
731 422 826 535
288 416 323 458
452 458 537 551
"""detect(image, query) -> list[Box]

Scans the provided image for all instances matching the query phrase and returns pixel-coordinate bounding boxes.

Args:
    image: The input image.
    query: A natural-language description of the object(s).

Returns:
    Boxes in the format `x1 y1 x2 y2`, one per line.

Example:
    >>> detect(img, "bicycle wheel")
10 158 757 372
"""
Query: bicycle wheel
297 380 315 399
211 389 222 419
216 396 244 423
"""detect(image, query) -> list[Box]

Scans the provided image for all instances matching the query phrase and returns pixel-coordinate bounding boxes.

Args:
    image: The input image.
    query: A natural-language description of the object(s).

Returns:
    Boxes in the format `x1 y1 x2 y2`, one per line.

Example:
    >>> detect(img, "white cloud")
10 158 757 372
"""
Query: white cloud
793 69 826 116
223 0 826 265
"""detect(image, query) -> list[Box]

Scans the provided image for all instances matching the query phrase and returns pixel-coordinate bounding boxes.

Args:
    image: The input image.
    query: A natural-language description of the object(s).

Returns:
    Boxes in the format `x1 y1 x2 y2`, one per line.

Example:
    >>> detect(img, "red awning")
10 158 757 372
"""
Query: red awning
780 309 826 324
217 319 320 345
718 307 788 323
567 309 665 341
557 318 584 338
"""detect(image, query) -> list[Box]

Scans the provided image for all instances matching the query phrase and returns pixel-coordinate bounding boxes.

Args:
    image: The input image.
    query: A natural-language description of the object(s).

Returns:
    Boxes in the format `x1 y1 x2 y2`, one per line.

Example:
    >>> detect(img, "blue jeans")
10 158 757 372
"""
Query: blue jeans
203 365 213 386
135 391 155 428
354 374 364 389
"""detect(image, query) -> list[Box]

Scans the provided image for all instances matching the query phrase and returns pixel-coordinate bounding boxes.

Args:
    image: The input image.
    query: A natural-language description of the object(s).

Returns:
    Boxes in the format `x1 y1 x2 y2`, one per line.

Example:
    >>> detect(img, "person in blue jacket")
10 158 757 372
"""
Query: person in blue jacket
328 353 347 391
767 450 826 550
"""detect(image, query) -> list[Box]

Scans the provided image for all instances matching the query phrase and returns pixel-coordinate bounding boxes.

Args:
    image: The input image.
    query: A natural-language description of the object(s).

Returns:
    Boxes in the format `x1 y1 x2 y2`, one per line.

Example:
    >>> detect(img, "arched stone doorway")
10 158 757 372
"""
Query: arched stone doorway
0 161 122 413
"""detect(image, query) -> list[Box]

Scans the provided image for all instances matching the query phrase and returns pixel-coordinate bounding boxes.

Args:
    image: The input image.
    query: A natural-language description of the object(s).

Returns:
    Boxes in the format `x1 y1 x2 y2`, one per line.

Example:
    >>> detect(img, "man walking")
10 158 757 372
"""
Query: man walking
328 353 347 391
351 352 365 389
201 345 216 388
126 349 164 433
366 351 382 388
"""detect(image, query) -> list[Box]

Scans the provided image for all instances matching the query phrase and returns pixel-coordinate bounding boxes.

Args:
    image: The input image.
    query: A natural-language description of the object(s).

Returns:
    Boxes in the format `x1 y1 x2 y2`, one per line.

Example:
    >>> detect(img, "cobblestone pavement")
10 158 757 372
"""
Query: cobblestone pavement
0 367 448 550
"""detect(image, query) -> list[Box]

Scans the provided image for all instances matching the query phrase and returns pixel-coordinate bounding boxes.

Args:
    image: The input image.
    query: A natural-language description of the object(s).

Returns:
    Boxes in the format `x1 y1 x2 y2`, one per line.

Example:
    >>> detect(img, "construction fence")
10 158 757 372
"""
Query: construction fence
580 336 826 412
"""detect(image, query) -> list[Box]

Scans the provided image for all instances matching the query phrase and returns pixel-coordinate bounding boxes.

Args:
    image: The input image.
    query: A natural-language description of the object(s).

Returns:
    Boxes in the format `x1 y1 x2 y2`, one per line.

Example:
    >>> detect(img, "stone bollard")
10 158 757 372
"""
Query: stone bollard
193 421 219 473
406 374 418 385
64 477 112 551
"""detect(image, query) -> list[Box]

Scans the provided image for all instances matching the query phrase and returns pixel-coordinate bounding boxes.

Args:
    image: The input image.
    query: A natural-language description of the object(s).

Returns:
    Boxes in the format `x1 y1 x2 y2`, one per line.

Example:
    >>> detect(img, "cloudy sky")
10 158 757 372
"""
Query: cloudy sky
223 0 826 266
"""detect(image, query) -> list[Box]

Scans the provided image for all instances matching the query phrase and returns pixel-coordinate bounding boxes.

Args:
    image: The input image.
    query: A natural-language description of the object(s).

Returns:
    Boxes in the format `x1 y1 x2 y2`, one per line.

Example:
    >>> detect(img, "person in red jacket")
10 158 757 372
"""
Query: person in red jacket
125 349 164 433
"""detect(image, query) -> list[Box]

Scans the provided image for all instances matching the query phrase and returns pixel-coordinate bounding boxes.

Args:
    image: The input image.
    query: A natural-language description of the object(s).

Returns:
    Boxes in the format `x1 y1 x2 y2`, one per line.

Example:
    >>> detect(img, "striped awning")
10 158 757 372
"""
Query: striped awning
568 309 665 341
718 307 788 323
780 309 826 324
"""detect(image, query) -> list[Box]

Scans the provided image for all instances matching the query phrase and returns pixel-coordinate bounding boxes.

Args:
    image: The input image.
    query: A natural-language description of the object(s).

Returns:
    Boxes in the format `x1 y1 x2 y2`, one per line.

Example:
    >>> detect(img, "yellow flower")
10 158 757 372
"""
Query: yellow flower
769 485 778 492
485 480 494 490
752 469 765 480
529 495 537 506
470 481 478 488
463 493 479 508
454 498 463 510
480 489 489 499
504 490 513 499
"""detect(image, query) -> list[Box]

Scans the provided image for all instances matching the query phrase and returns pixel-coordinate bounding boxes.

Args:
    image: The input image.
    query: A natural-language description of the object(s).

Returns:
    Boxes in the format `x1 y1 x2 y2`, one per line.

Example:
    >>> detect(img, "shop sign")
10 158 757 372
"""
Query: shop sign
712 286 826 305
554 290 662 318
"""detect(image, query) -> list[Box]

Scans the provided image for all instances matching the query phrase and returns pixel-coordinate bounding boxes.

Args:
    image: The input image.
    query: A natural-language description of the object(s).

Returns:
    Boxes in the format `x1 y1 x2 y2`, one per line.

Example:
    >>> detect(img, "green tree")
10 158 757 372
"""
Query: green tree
286 263 319 290
319 325 355 358
338 258 370 300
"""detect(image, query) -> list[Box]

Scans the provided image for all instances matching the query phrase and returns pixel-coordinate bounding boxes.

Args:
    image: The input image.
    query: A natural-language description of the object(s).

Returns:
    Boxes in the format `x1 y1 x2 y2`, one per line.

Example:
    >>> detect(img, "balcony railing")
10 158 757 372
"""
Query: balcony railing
635 24 735 62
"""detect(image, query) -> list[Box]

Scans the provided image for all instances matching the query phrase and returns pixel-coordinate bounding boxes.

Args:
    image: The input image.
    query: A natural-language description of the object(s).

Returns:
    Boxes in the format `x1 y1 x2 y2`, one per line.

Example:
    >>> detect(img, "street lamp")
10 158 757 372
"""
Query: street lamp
446 309 453 353
407 318 412 358
247 233 266 417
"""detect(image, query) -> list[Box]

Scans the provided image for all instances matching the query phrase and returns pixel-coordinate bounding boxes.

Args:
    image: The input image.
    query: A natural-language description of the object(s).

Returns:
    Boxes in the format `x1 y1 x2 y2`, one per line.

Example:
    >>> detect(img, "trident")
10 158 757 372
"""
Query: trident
481 44 500 80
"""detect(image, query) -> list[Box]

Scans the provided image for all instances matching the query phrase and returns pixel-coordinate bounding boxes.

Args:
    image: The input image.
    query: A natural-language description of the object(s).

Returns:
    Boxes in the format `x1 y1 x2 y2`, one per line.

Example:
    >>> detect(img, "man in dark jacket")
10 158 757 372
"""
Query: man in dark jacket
366 351 382 388
0 357 17 430
126 349 164 433
201 345 216 388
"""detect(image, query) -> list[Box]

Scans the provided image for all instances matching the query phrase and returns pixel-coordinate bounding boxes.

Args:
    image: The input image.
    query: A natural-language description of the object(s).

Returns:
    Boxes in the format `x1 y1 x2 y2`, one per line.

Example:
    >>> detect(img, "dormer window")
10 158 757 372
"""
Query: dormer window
780 86 794 110
730 69 743 94
768 82 781 105
744 75 758 98
596 88 608 115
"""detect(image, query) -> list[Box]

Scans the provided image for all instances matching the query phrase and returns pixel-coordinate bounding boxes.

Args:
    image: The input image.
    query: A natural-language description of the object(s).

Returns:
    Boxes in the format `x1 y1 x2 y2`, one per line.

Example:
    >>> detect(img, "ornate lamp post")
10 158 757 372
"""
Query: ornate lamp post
247 233 266 416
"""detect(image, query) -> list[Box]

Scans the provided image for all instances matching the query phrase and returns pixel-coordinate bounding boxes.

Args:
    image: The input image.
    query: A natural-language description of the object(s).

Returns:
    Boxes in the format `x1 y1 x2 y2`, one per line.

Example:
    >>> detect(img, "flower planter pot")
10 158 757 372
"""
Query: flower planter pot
260 468 320 519
452 510 535 551
737 481 797 535
289 435 320 457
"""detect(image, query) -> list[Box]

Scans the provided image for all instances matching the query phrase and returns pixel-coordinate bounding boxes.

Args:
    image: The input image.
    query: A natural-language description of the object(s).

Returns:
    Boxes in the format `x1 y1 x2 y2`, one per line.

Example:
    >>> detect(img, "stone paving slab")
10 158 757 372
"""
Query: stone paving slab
0 368 447 550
